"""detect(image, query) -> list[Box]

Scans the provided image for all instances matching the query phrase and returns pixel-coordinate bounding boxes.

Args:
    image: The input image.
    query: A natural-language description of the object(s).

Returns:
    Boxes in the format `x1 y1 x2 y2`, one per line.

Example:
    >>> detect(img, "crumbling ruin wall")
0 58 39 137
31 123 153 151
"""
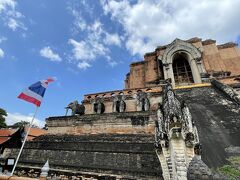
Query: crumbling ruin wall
9 134 162 180
4 86 240 179
46 111 157 135
125 38 240 89
83 92 162 115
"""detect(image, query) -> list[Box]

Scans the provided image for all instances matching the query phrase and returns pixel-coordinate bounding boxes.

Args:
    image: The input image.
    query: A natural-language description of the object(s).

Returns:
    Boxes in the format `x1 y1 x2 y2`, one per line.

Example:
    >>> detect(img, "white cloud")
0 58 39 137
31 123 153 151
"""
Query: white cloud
7 18 18 30
0 36 7 43
69 8 87 32
0 48 4 58
0 0 16 12
68 3 122 69
101 0 240 56
6 112 45 128
40 46 62 62
106 58 118 67
68 39 96 60
0 0 26 31
78 62 91 69
68 20 114 69
104 33 121 46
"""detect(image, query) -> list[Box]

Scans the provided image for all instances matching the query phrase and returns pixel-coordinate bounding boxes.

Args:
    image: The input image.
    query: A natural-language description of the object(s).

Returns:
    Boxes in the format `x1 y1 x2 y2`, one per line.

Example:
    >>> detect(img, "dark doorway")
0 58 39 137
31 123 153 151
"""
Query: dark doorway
173 53 194 85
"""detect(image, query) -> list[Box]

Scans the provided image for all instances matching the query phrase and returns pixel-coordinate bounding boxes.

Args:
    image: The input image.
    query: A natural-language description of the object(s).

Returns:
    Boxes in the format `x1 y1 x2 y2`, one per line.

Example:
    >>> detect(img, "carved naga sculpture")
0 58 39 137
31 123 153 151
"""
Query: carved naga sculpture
211 78 240 105
65 100 85 116
155 81 200 180
155 81 199 146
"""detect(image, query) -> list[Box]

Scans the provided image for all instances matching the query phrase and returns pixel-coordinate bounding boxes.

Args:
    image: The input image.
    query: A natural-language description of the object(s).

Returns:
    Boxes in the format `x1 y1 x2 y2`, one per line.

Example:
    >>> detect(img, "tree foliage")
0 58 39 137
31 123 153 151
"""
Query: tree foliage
11 120 39 128
218 156 240 180
0 108 7 128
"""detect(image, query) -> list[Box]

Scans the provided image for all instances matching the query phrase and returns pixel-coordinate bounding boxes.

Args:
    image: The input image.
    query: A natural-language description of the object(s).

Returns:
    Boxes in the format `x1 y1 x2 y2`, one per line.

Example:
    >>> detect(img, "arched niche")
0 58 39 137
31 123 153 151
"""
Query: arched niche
158 39 206 86
172 52 194 85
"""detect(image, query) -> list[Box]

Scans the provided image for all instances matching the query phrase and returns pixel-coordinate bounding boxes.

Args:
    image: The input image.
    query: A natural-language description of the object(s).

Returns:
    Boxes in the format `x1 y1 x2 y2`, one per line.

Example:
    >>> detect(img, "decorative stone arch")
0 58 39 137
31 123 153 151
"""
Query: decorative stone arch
158 39 206 86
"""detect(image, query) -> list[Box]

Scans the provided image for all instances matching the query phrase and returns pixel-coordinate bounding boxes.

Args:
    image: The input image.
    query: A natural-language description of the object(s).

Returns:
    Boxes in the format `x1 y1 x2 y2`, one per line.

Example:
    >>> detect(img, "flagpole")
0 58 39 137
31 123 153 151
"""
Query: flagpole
10 106 39 176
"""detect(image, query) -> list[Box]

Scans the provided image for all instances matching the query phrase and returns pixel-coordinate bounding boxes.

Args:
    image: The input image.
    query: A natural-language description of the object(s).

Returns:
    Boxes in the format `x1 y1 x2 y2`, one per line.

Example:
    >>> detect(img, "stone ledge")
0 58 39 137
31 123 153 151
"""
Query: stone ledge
130 61 145 66
217 42 238 49
46 111 155 122
202 39 216 45
144 51 157 57
186 37 202 43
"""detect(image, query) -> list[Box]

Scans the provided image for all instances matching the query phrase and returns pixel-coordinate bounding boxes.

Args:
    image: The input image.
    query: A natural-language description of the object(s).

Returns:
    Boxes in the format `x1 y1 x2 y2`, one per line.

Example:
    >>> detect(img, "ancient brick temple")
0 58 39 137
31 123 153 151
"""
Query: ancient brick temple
3 38 240 179
125 37 240 89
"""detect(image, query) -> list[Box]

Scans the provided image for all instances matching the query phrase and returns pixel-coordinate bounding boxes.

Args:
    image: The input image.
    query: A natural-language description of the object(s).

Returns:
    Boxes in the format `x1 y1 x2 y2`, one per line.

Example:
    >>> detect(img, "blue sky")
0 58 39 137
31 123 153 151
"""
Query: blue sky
0 0 240 127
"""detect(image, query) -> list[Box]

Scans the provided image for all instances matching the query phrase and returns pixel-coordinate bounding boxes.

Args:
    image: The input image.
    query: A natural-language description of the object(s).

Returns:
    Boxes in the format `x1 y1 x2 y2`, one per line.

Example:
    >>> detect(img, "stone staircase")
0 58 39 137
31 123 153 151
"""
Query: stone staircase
170 139 188 180
156 148 171 180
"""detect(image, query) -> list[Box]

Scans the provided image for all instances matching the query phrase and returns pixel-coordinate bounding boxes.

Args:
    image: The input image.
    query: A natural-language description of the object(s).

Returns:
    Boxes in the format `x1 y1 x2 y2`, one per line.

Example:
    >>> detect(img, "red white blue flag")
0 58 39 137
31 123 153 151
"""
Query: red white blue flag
18 78 55 107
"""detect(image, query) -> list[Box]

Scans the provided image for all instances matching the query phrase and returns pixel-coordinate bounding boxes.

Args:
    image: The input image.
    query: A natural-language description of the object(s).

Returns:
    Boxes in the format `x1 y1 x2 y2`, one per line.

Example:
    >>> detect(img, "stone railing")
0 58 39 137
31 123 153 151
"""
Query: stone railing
211 79 240 105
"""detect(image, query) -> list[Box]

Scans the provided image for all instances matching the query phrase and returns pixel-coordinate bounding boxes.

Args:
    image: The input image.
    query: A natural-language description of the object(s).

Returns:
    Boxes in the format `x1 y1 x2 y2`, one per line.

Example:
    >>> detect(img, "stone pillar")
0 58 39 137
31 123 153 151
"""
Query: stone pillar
189 58 202 84
163 64 175 86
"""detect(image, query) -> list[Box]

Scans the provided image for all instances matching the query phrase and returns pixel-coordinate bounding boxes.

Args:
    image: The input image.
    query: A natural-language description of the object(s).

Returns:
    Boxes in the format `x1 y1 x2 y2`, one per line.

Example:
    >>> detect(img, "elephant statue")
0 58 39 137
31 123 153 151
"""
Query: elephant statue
65 100 85 116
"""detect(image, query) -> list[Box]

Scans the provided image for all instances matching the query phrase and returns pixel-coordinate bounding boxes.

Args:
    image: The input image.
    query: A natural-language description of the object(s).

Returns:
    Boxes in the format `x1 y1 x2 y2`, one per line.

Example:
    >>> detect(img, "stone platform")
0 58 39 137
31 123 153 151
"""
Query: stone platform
3 86 240 179
9 134 162 180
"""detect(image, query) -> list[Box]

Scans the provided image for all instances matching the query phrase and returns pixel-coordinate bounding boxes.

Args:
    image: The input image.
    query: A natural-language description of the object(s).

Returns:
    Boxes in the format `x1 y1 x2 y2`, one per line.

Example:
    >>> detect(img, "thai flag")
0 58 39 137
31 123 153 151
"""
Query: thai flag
18 78 55 107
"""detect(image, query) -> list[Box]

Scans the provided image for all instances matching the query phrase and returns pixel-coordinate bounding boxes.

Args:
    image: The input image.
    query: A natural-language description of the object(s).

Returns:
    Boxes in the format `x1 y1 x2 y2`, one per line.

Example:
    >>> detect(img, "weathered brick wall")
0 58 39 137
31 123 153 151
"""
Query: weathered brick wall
125 38 240 89
202 40 224 72
129 62 145 88
9 134 162 179
218 46 240 76
4 86 240 179
144 54 159 86
46 111 157 135
83 92 162 115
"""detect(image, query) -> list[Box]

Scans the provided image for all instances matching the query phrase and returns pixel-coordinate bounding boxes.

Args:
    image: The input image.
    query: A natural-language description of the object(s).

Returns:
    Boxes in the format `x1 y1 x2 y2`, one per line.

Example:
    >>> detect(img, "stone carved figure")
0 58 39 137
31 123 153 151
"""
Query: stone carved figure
155 81 199 144
91 97 105 114
181 101 200 146
65 100 85 116
119 100 126 112
113 95 126 113
155 103 169 148
136 91 150 111
181 101 193 133
157 104 164 133
154 81 201 180
163 82 182 127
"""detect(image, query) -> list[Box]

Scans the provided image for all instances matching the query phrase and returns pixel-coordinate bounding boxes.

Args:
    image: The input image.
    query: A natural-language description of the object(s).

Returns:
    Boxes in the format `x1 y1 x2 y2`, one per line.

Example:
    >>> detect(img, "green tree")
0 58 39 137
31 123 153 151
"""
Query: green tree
11 121 39 128
0 108 7 128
